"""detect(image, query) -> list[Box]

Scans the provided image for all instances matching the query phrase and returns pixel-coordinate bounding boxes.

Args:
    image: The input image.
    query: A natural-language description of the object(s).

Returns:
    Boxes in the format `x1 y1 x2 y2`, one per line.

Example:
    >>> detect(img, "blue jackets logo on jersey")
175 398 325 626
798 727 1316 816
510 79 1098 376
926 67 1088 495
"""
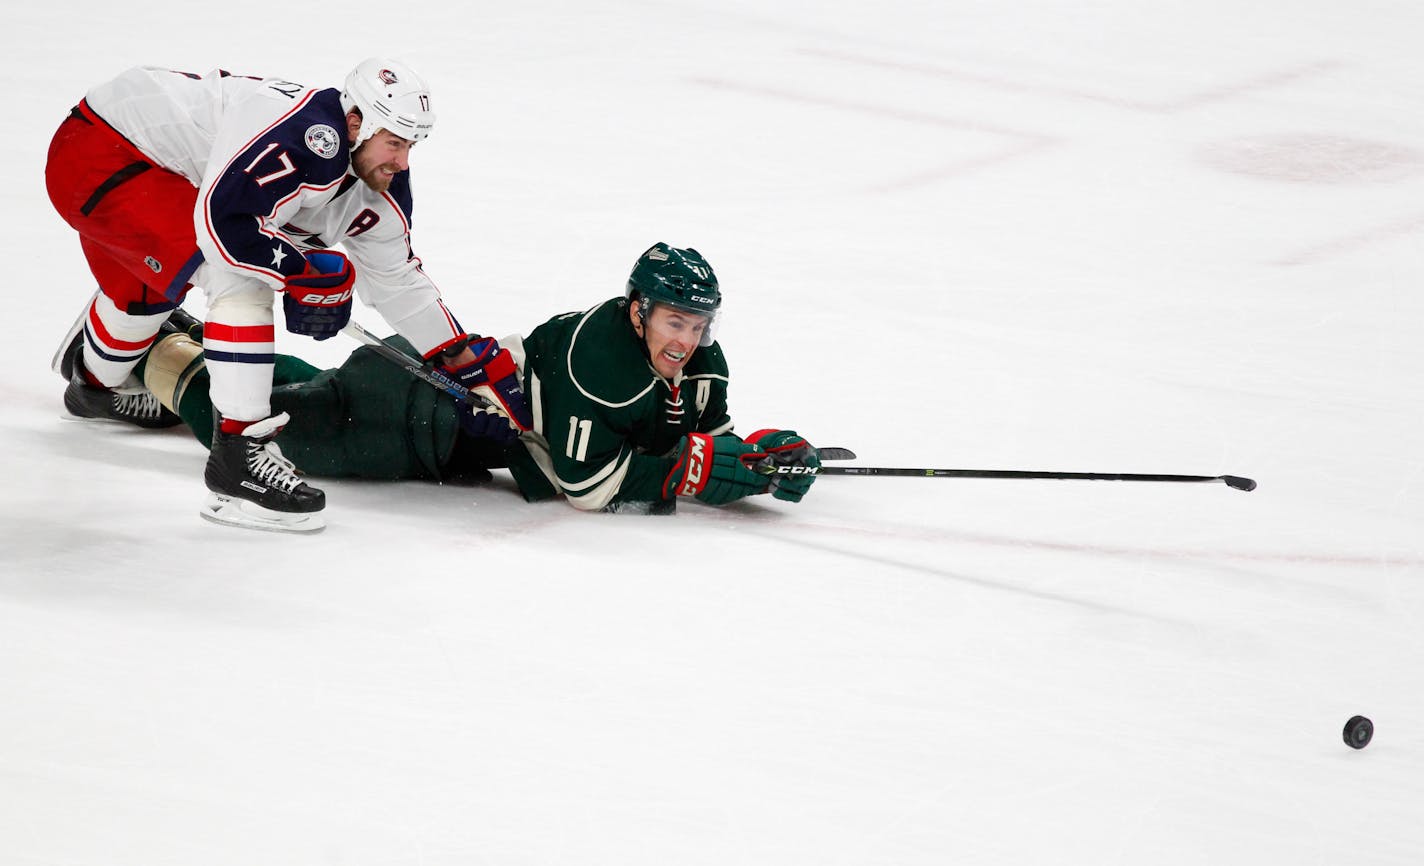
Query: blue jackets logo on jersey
304 124 340 159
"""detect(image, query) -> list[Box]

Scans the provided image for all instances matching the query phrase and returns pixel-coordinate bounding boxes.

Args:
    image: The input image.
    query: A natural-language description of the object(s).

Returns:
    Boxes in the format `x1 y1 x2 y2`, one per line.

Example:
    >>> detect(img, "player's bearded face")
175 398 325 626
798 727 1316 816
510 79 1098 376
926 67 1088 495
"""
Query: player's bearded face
351 128 413 192
634 304 708 379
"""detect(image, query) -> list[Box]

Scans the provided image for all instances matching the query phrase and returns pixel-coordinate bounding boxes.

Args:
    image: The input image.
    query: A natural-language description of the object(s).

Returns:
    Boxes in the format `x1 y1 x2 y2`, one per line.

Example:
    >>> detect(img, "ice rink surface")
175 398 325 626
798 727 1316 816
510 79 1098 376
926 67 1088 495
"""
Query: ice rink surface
3 1 1423 863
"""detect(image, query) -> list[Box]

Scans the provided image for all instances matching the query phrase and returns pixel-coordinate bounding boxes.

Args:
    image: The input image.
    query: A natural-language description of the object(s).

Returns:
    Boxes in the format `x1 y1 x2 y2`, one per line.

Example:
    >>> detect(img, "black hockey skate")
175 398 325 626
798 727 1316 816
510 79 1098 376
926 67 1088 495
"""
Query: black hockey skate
56 305 204 428
159 306 205 342
200 412 326 533
63 353 183 428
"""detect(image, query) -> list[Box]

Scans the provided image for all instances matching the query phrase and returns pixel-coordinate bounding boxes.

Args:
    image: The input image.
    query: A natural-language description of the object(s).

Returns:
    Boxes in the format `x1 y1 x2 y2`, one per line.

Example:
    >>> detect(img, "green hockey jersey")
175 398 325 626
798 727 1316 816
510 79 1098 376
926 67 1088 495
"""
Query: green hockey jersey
504 296 734 510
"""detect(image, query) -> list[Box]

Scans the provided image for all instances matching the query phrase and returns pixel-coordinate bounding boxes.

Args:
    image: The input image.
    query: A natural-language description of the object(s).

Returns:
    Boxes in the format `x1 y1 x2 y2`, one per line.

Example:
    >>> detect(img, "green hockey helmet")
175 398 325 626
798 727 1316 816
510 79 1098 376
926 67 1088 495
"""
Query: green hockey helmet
625 242 721 347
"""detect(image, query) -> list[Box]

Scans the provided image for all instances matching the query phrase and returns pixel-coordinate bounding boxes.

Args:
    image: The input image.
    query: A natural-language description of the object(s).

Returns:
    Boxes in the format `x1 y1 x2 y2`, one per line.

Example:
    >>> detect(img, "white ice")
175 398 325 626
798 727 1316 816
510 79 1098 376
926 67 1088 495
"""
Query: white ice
3 1 1423 864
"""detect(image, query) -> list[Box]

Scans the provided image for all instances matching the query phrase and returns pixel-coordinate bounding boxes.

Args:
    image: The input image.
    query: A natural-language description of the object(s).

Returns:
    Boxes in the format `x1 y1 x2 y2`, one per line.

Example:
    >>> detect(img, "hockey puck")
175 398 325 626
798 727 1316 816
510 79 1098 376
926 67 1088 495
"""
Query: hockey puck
1343 715 1373 749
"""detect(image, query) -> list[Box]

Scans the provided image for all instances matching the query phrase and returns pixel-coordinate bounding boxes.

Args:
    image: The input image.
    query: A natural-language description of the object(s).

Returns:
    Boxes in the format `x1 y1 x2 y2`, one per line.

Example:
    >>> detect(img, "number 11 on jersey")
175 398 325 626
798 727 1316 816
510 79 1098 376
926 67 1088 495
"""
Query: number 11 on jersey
566 416 592 462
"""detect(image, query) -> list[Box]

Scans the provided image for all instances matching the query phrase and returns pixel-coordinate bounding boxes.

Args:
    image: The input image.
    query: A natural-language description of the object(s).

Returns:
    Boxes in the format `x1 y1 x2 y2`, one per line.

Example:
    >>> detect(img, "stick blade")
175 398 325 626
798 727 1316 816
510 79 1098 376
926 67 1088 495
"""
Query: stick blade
816 446 857 461
1222 475 1257 492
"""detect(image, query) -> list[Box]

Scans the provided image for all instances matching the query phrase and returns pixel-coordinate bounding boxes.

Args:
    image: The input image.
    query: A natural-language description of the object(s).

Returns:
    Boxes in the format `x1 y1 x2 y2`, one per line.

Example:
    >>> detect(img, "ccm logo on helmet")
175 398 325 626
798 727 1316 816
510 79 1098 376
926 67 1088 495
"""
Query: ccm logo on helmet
298 289 354 306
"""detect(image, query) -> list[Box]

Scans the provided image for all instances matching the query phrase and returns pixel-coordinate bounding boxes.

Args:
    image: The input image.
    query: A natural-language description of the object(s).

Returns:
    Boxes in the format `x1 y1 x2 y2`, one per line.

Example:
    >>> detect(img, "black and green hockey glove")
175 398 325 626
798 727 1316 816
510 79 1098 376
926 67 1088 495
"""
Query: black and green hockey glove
745 429 821 502
662 433 770 506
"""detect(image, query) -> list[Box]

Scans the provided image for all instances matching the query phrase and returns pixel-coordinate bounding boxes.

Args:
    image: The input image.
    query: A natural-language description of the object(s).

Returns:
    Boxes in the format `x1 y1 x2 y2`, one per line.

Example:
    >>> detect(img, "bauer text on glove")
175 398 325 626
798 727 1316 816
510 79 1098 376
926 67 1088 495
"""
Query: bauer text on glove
282 250 354 341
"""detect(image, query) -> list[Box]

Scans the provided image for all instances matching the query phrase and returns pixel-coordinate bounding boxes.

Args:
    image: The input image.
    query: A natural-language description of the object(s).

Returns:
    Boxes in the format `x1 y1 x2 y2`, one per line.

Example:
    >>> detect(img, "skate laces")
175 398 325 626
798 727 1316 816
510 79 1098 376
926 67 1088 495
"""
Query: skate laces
245 440 304 494
111 390 166 422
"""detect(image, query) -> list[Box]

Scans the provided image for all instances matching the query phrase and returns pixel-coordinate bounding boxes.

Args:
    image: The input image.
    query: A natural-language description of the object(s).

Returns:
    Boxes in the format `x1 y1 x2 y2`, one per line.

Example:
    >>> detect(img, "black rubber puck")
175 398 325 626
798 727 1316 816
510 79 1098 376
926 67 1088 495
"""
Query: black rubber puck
1343 715 1373 749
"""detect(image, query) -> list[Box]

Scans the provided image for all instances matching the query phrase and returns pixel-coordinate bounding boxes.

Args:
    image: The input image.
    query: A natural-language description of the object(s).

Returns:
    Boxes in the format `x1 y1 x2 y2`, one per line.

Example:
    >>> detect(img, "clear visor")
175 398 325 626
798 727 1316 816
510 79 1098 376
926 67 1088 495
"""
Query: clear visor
644 302 720 348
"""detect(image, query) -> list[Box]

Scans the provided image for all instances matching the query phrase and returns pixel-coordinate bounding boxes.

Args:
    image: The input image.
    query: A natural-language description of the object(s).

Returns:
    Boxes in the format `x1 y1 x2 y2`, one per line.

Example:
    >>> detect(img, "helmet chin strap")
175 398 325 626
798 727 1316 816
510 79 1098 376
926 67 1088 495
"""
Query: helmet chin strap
632 302 654 361
630 296 670 375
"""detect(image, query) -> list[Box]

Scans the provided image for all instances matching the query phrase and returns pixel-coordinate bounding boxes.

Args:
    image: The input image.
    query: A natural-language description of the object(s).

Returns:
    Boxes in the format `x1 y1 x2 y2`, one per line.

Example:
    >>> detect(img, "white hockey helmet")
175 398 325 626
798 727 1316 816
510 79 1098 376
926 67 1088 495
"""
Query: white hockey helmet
340 58 436 147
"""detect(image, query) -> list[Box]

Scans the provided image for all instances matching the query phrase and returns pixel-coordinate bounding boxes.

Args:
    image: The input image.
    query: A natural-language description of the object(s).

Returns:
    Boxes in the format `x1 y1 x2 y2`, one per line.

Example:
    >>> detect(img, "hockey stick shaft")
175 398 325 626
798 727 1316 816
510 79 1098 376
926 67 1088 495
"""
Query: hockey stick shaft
341 322 494 409
808 465 1257 491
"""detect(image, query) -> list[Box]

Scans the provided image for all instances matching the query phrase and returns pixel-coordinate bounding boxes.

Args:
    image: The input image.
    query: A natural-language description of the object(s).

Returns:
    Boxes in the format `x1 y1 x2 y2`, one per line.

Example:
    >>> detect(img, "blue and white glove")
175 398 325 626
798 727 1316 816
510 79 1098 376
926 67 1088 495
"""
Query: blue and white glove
457 406 522 443
437 337 533 440
281 250 354 340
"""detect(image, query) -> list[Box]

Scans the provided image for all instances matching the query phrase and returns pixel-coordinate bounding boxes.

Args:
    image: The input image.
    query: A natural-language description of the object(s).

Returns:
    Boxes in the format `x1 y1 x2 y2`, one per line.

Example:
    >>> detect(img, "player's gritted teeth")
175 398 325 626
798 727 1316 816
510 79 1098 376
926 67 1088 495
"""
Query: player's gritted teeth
637 306 710 377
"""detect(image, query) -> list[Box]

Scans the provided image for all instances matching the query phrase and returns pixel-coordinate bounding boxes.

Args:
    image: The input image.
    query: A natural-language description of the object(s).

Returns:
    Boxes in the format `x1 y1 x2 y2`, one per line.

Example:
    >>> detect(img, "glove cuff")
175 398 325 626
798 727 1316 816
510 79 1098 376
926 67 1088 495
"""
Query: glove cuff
430 335 501 369
745 428 812 462
663 433 714 499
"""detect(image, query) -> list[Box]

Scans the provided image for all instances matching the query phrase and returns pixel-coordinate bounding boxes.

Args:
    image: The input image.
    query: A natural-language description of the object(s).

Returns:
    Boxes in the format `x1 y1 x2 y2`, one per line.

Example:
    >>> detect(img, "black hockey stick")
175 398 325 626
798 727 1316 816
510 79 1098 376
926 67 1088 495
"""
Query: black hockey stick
755 462 1257 491
341 321 495 409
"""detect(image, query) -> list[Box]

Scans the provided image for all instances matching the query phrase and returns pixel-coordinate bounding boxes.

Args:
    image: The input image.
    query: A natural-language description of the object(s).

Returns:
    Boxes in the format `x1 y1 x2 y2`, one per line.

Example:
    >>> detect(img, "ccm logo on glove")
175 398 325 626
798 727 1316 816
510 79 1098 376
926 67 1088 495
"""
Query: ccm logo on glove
760 463 820 475
663 433 770 505
676 435 711 496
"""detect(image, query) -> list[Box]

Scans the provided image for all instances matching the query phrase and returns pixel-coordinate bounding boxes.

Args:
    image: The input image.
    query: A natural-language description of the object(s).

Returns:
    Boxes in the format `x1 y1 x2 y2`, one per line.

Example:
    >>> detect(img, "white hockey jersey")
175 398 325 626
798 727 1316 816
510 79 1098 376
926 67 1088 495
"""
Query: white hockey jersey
84 66 466 356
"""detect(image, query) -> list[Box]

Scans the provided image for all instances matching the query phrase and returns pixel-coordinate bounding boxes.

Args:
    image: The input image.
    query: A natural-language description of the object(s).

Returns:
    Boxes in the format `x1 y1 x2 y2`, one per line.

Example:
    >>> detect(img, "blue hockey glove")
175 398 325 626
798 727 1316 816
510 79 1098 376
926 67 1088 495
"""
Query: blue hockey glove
745 429 821 502
282 250 354 340
662 433 770 505
457 407 522 443
438 337 533 436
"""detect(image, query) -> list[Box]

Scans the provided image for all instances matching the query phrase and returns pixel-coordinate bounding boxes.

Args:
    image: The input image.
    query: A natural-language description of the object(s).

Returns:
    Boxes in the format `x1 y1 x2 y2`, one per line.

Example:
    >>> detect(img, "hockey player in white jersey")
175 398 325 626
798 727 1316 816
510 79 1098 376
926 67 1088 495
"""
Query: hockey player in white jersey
46 59 531 532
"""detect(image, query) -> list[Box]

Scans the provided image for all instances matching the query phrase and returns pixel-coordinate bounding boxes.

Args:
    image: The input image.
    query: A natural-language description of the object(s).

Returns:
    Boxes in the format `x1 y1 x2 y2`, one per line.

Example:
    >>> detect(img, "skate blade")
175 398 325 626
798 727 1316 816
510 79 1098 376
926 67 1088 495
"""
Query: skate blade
200 493 326 534
59 411 120 424
52 291 97 379
58 409 156 425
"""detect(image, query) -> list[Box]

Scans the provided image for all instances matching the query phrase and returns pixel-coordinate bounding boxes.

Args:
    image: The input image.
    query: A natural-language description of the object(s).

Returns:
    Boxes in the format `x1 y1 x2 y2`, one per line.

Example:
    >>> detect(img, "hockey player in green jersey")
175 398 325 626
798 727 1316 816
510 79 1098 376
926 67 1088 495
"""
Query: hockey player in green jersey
506 242 819 512
139 243 820 521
